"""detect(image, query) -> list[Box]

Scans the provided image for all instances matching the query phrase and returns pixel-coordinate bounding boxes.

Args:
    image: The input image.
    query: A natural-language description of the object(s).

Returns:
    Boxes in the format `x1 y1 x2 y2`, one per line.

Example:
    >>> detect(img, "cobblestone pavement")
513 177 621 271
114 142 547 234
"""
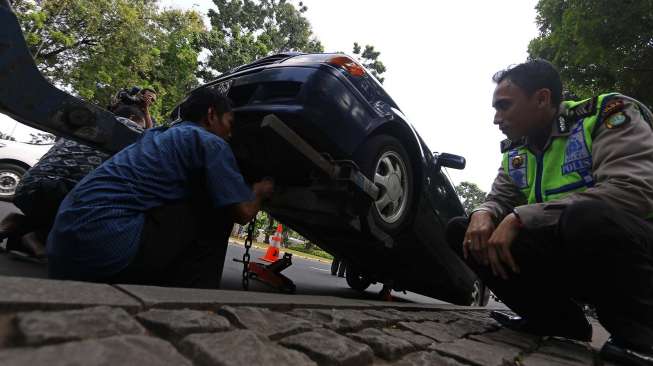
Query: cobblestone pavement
0 276 614 365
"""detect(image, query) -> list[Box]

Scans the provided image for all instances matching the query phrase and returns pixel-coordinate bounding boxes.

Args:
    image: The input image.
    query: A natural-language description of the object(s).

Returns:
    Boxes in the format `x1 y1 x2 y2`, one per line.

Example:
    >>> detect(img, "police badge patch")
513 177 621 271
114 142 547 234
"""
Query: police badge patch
562 122 592 175
508 150 528 189
602 99 625 118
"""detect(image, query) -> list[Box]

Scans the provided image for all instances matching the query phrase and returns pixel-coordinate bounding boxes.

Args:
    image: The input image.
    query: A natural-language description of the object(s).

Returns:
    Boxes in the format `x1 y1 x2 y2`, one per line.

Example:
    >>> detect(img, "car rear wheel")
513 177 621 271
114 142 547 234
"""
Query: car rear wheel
355 135 414 234
345 265 372 292
0 163 26 202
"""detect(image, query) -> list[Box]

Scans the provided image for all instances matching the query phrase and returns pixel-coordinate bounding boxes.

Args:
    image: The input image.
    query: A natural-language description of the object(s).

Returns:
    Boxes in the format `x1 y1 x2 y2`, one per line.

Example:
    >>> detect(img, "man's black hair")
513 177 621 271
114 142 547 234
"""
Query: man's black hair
492 59 563 107
179 87 233 122
113 103 146 122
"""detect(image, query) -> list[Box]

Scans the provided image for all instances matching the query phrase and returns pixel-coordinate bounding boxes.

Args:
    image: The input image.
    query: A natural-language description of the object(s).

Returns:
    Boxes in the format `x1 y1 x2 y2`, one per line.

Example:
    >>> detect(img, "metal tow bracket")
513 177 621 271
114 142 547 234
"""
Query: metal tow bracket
261 114 380 201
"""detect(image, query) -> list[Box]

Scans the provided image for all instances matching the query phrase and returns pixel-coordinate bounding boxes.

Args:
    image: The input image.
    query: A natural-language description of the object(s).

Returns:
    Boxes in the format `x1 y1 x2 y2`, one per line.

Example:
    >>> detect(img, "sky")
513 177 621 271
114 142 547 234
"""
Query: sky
159 0 541 191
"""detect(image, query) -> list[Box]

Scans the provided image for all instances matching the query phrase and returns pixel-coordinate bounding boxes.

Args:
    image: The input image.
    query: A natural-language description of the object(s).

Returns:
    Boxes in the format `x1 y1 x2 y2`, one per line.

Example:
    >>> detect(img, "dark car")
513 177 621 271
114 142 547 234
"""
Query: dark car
184 53 487 305
0 1 486 305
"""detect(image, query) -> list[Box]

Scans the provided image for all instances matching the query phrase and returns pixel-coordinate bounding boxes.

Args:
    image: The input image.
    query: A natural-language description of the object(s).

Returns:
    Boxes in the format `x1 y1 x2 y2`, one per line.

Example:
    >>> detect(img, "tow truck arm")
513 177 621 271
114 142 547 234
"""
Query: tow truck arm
0 0 139 154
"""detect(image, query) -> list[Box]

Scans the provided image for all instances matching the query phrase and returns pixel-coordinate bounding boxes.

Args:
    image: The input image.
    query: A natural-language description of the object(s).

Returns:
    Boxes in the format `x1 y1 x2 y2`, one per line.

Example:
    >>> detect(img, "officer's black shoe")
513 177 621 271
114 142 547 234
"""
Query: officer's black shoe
600 338 653 366
490 311 592 342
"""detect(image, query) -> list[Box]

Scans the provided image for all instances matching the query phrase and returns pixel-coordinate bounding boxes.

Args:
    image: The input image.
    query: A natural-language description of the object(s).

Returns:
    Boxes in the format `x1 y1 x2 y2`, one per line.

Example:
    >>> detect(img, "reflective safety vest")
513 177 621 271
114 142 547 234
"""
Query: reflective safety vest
502 93 617 203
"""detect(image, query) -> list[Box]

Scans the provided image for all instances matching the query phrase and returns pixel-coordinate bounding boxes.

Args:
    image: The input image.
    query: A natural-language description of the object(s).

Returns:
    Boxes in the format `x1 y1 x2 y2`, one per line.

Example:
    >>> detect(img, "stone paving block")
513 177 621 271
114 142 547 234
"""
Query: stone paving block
288 308 386 331
530 338 596 365
519 352 594 366
181 330 315 366
382 327 435 349
398 321 459 343
469 328 541 351
16 306 146 346
394 351 466 366
0 277 140 312
219 306 313 340
431 338 522 366
446 318 499 338
136 309 230 340
280 328 374 366
347 328 415 361
0 335 191 365
117 285 371 309
402 311 460 323
451 311 501 329
362 309 407 322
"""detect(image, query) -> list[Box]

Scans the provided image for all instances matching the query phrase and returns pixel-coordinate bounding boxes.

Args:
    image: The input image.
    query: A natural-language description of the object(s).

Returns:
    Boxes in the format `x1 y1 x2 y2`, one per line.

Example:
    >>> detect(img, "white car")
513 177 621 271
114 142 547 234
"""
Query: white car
0 115 53 201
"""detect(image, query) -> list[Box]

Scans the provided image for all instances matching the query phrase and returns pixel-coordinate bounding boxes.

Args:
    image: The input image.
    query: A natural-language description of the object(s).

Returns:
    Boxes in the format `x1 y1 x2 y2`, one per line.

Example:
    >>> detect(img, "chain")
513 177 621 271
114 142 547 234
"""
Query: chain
241 218 256 290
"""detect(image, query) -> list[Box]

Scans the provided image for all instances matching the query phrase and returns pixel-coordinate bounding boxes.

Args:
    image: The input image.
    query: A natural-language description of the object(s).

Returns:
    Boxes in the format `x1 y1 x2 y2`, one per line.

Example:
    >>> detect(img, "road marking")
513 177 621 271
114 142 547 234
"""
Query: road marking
310 267 329 272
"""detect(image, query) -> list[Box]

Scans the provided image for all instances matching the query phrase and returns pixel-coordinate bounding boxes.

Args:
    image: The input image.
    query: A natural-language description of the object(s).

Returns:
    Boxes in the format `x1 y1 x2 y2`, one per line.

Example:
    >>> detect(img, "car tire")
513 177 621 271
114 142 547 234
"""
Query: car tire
355 135 415 234
0 163 26 202
345 265 372 292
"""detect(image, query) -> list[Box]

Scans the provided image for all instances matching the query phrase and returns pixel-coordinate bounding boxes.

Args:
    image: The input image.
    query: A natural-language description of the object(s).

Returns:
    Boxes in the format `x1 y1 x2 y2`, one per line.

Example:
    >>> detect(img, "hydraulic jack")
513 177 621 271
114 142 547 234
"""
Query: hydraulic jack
246 253 296 294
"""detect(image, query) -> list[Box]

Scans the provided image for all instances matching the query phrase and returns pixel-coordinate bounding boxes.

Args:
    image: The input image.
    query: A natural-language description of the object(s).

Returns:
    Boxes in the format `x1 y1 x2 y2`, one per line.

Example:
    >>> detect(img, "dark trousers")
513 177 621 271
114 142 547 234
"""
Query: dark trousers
446 200 653 347
108 201 234 289
13 179 75 242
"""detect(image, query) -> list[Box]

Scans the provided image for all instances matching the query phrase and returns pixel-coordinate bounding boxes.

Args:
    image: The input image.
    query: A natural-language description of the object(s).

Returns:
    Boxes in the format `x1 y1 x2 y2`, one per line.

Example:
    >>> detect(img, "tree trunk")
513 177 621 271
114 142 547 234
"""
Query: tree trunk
264 219 274 244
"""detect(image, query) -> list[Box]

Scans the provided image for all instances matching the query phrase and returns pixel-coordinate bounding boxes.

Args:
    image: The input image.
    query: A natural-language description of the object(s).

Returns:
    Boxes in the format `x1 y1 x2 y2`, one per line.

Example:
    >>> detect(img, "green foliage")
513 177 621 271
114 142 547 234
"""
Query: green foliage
13 0 205 122
286 243 333 260
352 42 387 83
455 181 487 214
528 0 653 106
200 0 323 78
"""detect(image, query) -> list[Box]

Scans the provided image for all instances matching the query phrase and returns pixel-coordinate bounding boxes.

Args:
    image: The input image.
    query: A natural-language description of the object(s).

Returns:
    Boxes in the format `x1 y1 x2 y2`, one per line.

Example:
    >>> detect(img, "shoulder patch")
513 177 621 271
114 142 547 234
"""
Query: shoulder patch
602 99 625 119
567 97 598 120
500 138 525 153
605 112 630 129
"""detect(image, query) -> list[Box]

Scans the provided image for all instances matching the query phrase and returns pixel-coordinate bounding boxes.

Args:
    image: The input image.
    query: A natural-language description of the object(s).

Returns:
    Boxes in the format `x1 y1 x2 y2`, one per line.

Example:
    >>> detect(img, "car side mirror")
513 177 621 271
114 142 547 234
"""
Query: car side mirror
431 152 466 170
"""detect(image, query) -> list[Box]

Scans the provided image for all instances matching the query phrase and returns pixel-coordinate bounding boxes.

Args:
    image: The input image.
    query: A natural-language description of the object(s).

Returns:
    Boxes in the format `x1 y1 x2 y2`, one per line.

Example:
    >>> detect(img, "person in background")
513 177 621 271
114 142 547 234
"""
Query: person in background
110 86 157 128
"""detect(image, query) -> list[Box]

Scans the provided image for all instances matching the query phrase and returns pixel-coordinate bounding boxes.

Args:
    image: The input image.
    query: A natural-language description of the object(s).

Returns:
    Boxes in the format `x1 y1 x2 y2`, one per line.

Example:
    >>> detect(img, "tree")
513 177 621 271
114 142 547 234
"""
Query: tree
13 0 205 122
455 181 487 214
352 42 387 83
528 0 653 106
200 0 323 78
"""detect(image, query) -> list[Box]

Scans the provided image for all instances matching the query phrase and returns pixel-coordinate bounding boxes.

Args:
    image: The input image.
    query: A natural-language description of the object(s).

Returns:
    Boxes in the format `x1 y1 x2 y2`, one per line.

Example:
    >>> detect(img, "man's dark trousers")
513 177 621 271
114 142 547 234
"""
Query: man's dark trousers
446 200 653 347
108 194 234 289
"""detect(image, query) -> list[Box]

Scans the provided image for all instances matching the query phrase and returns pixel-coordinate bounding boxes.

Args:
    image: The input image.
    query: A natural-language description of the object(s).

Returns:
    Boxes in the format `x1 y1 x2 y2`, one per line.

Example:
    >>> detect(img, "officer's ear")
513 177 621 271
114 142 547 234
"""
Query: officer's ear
534 88 552 109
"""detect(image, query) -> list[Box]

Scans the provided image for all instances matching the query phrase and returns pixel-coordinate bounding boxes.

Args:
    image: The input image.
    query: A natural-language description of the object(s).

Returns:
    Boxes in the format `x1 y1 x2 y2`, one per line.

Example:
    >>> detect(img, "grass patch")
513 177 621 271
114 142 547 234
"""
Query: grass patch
285 244 333 260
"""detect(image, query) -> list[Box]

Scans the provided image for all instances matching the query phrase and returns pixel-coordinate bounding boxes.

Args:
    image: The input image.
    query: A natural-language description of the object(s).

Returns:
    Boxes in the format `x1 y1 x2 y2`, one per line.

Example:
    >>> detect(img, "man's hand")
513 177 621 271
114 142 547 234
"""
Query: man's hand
463 210 496 265
253 178 274 200
231 179 275 225
486 213 521 279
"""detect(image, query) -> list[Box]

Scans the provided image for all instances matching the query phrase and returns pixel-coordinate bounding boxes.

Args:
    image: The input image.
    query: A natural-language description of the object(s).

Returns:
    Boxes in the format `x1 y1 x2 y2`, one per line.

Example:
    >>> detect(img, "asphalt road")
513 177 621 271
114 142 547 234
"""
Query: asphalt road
0 201 505 306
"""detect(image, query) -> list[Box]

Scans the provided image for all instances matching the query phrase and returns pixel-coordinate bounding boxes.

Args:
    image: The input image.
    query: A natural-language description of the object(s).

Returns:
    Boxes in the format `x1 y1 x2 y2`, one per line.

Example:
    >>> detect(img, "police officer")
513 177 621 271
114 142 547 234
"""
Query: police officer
446 59 653 365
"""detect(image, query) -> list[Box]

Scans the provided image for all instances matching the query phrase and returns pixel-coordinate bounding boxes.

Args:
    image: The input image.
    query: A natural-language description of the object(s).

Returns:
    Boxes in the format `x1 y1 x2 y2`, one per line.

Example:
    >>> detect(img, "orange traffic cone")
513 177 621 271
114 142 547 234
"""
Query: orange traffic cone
261 224 283 262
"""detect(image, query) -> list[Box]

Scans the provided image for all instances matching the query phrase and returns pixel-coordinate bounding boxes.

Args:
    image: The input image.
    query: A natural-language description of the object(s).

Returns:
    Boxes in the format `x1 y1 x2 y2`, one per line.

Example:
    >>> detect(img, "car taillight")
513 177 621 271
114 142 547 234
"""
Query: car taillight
327 56 365 77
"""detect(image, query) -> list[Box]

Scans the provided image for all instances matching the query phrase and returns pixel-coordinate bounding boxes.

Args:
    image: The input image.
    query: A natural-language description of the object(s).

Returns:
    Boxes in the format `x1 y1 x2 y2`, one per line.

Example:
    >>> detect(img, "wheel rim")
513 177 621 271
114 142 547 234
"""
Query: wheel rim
0 171 20 197
373 151 408 224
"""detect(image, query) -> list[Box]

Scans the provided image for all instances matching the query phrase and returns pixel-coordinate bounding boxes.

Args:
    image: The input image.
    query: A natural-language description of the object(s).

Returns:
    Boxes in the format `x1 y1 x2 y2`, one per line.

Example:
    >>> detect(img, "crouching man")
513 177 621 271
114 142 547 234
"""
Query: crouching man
447 60 653 365
47 88 273 288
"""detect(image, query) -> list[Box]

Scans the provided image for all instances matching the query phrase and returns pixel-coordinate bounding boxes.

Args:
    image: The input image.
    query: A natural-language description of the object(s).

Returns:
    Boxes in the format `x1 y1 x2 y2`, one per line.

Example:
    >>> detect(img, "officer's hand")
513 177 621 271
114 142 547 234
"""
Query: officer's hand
463 211 495 265
486 213 521 280
253 178 274 200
